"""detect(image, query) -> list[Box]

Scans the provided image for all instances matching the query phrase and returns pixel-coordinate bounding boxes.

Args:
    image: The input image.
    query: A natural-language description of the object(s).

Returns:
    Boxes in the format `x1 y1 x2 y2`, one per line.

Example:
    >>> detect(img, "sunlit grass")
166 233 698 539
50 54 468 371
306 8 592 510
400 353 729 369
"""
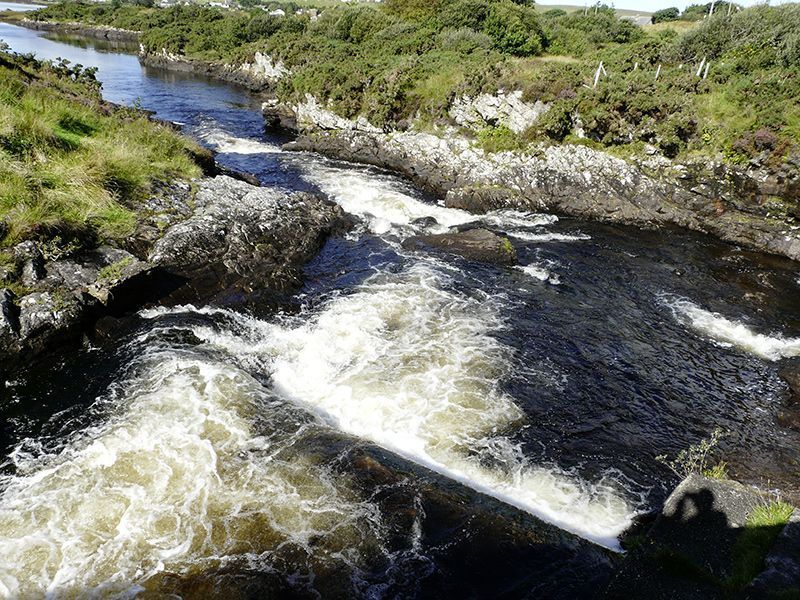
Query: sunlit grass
0 55 202 250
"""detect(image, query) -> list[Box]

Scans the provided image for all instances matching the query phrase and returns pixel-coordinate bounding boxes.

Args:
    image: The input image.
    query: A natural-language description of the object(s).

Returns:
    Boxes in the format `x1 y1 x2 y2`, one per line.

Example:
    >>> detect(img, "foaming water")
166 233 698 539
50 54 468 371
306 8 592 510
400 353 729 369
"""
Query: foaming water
195 122 281 155
509 231 591 243
517 263 561 285
665 296 800 360
0 345 382 597
143 261 637 549
300 161 474 234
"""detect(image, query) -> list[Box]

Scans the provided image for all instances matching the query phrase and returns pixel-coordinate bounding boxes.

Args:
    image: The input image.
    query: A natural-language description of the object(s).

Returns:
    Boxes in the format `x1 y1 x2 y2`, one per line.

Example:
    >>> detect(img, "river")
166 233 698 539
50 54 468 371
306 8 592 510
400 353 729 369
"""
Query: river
1 17 799 599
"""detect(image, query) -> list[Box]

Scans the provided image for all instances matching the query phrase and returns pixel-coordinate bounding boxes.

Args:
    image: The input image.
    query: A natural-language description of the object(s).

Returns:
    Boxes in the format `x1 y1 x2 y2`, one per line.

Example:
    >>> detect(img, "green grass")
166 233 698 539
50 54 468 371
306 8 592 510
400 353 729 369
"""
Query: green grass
724 501 794 595
0 52 202 257
702 462 729 480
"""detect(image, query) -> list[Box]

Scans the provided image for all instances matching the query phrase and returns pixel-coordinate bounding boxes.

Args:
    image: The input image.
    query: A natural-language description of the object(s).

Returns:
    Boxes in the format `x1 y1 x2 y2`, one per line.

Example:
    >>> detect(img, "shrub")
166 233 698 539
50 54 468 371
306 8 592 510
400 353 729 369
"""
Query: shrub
484 2 546 56
652 7 679 24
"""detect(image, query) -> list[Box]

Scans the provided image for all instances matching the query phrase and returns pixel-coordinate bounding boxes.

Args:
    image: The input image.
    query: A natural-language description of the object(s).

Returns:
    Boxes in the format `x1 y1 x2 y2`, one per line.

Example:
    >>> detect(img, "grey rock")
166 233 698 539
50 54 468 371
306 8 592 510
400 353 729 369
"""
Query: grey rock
44 246 152 307
402 228 517 265
17 291 83 342
450 91 549 133
14 241 45 287
149 175 347 299
410 216 439 229
605 474 784 599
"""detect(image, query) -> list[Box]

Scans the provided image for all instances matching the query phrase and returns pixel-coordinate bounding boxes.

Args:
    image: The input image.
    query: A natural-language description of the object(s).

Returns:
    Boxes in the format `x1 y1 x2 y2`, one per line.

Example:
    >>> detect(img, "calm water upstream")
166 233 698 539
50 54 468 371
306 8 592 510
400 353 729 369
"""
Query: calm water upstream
1 18 799 598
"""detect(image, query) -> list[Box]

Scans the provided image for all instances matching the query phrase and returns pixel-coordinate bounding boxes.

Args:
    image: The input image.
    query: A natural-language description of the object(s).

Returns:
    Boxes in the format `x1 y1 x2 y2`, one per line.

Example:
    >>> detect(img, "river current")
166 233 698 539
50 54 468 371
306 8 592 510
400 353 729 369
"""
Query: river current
1 18 799 598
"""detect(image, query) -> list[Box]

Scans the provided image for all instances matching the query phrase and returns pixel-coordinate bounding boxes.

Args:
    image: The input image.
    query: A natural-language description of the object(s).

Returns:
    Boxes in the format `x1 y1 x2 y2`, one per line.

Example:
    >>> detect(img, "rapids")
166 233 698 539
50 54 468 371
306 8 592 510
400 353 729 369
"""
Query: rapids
1 18 799 598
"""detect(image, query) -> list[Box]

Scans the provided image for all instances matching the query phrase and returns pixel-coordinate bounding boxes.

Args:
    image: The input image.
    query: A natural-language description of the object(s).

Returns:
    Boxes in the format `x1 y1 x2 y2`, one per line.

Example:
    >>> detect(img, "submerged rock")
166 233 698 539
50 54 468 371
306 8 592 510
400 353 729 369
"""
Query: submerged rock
402 228 517 265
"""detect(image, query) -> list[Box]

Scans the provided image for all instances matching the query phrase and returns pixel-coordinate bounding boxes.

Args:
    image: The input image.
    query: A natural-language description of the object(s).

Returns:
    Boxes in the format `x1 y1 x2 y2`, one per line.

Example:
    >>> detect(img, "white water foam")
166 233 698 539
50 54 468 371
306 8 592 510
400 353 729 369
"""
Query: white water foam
665 296 800 360
481 210 558 229
196 124 281 155
300 161 474 235
517 263 561 285
0 351 382 597
144 262 637 549
509 231 591 243
300 162 566 241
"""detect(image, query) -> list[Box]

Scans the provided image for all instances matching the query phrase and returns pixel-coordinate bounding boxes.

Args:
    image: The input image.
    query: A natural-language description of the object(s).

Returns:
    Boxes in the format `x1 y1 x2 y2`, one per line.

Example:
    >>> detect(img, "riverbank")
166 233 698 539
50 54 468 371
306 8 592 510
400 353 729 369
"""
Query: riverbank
7 9 800 261
0 48 347 379
282 109 800 262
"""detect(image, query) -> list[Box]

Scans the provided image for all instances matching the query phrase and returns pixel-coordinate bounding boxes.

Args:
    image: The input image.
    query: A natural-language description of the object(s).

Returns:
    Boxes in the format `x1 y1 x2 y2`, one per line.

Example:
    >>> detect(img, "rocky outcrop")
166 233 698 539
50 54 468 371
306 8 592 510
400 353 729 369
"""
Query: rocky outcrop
286 127 800 262
0 176 348 378
149 175 348 299
139 48 285 92
293 94 381 133
402 228 517 265
605 474 797 598
19 19 139 43
450 90 549 133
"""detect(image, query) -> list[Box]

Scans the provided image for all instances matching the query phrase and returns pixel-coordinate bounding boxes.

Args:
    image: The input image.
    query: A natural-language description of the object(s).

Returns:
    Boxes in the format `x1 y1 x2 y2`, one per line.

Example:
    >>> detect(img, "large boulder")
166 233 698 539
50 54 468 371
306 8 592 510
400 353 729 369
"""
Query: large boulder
402 228 517 265
149 175 349 300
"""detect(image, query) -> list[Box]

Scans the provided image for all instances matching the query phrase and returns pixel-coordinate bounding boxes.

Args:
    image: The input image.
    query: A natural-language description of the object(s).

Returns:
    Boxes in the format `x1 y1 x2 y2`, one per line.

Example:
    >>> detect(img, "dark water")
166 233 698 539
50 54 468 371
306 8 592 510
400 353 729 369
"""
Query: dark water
1 22 799 598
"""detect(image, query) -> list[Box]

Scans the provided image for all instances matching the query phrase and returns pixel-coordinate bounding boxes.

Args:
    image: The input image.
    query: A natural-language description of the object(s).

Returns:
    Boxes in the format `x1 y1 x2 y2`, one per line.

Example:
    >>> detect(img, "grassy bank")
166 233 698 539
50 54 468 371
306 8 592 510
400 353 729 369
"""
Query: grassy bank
0 47 202 259
25 1 800 167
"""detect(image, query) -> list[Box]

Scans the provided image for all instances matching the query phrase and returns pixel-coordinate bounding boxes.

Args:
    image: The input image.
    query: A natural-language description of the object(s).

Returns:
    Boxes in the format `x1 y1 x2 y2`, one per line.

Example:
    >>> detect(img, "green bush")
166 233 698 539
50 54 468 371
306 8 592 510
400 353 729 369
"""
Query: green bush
651 7 679 24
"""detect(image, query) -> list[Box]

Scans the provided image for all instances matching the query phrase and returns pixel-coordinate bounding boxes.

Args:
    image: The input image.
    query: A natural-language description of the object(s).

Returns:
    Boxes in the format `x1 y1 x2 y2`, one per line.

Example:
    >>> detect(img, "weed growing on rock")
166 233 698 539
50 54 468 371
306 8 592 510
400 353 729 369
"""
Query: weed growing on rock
656 427 726 478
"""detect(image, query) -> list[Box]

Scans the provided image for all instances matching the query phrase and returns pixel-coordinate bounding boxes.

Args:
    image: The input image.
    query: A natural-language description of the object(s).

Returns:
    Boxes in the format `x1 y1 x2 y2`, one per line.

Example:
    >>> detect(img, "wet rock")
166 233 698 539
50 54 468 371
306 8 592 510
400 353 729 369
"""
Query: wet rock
14 241 45 287
410 216 439 228
17 291 83 345
777 360 800 431
149 175 348 300
778 360 800 403
0 288 19 338
402 228 517 265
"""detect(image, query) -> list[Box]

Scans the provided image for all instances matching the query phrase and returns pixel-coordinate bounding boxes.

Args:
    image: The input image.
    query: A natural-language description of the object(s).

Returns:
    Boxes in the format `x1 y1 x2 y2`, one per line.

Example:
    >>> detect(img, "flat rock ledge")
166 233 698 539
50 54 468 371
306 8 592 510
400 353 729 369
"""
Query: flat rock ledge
0 175 347 378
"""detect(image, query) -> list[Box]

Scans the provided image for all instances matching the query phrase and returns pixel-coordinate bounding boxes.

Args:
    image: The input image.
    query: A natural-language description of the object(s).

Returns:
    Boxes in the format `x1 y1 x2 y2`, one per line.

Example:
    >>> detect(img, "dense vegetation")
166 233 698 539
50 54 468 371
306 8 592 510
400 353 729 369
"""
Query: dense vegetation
27 1 800 164
652 2 738 24
0 46 202 260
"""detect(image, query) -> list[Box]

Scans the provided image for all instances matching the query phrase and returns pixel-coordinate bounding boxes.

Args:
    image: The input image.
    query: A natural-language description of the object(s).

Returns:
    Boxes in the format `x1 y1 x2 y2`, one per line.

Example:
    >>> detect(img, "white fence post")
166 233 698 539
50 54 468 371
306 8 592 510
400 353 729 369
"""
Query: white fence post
696 56 706 77
655 64 662 80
